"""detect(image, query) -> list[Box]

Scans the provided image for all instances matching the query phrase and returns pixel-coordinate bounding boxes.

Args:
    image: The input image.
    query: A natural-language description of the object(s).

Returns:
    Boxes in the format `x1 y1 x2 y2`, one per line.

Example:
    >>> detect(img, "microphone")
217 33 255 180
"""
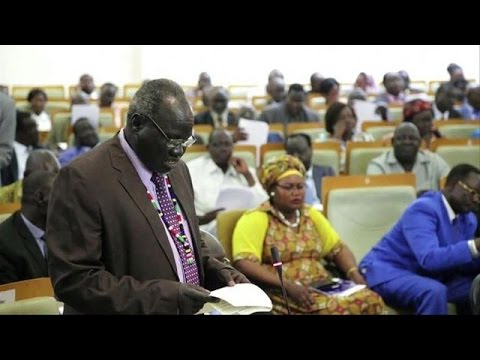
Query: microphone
270 246 291 315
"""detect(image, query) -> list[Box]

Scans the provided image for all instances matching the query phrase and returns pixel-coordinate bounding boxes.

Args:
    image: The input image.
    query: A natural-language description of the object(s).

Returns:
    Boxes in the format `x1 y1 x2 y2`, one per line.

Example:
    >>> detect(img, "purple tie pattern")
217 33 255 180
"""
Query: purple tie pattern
151 172 200 285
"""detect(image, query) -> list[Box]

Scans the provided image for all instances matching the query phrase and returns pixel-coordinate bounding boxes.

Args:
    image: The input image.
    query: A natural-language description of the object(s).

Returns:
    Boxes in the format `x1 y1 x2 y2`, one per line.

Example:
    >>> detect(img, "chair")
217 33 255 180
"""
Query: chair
322 174 416 261
233 145 257 168
12 85 65 101
362 121 397 141
99 109 115 127
123 84 142 100
252 95 271 112
433 140 480 169
193 124 214 145
0 296 60 315
436 120 480 139
260 143 285 166
387 105 404 121
216 209 247 261
312 142 341 174
183 144 208 163
345 141 389 175
287 122 326 142
0 277 54 300
0 202 21 223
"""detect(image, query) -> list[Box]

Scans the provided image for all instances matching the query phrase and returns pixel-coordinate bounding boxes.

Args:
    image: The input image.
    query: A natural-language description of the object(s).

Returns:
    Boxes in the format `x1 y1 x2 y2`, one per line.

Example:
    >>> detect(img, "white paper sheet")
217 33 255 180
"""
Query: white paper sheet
236 118 269 167
352 100 382 132
214 186 256 211
71 104 100 128
197 283 272 315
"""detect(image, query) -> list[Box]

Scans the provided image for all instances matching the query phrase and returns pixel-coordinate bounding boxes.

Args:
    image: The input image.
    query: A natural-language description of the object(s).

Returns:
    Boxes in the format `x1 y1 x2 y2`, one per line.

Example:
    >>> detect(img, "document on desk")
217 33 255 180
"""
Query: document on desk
214 186 256 211
197 283 272 315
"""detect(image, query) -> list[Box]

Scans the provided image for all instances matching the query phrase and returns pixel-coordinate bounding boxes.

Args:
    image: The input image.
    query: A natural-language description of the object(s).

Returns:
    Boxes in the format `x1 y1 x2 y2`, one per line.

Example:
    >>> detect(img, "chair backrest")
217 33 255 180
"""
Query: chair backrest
434 144 480 169
193 124 214 145
0 296 60 315
321 173 416 213
123 84 142 100
326 185 416 260
260 143 285 166
312 142 341 174
287 122 326 142
0 202 21 223
436 120 480 139
183 144 208 163
233 145 257 168
12 85 65 101
345 141 389 175
0 277 54 301
216 209 247 261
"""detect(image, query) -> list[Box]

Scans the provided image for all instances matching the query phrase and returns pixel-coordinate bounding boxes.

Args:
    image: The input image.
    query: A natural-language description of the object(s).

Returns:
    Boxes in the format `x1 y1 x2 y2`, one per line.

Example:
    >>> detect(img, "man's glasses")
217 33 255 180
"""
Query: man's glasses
276 182 306 192
133 113 196 149
458 181 480 199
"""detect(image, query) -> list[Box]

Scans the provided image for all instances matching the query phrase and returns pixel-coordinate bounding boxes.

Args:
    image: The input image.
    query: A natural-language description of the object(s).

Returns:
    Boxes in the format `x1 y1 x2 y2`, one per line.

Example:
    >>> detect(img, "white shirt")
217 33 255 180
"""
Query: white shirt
209 110 229 128
441 193 478 258
31 111 51 131
186 155 268 217
13 141 31 180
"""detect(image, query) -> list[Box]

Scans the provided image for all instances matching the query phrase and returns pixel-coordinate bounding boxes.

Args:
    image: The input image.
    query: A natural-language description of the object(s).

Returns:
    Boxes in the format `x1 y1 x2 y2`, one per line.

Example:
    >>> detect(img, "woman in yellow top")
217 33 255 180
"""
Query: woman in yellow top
232 155 385 315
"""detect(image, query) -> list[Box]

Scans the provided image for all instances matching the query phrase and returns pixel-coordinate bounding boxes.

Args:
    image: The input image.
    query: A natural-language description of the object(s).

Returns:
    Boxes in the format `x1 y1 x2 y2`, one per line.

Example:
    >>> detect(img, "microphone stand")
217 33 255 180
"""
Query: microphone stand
271 246 292 315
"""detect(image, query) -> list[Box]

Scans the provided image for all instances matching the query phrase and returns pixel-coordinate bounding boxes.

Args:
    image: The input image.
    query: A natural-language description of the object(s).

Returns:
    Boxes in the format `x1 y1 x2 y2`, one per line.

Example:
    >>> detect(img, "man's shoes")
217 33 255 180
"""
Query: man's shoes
470 274 480 315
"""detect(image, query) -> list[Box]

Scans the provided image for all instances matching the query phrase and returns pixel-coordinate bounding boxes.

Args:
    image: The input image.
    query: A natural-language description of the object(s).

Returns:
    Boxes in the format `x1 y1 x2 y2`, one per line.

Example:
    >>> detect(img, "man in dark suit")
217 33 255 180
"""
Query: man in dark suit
47 79 249 315
0 171 55 284
259 84 320 125
285 133 335 208
0 111 41 186
194 87 237 127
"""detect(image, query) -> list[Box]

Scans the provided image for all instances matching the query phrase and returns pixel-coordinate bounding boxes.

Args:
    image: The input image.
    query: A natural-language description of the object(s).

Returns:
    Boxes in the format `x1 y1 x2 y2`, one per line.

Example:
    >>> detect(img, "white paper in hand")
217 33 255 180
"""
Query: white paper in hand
214 185 256 211
197 283 272 315
71 104 100 128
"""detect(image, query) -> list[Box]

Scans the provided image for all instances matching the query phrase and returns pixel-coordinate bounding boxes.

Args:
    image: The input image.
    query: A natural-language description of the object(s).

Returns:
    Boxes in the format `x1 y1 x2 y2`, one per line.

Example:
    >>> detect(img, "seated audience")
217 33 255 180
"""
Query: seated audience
58 118 99 167
403 99 442 149
318 78 340 106
433 83 464 120
0 171 56 284
232 154 385 314
323 102 374 173
266 77 286 105
360 164 480 315
367 123 450 193
0 149 60 204
186 128 267 234
285 133 335 208
25 89 51 132
466 86 480 119
71 74 98 103
260 84 320 125
0 111 41 186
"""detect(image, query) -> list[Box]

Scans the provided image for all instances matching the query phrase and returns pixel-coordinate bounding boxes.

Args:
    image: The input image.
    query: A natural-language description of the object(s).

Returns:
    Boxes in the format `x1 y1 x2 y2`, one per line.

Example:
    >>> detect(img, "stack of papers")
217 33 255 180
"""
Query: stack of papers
197 283 272 315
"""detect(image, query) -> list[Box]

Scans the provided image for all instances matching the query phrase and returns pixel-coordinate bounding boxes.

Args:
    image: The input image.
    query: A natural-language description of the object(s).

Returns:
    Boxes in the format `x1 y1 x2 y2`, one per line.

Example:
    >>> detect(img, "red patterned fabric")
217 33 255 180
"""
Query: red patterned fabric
403 99 432 121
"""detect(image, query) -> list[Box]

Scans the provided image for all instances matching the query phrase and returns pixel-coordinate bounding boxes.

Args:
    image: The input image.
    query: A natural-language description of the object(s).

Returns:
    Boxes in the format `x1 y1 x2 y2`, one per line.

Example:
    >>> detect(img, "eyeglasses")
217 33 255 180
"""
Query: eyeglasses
133 113 196 149
458 181 480 199
276 182 306 192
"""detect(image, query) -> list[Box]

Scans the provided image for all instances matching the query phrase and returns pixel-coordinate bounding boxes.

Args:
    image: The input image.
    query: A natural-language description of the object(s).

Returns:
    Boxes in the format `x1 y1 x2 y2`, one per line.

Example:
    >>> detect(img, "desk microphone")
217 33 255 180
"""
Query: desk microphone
271 246 291 315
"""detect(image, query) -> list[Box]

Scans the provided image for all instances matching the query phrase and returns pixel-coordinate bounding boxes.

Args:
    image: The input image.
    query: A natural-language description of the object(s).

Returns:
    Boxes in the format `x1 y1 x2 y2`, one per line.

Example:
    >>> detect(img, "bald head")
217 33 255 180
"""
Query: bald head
268 69 284 82
24 149 60 178
266 77 286 102
393 123 421 165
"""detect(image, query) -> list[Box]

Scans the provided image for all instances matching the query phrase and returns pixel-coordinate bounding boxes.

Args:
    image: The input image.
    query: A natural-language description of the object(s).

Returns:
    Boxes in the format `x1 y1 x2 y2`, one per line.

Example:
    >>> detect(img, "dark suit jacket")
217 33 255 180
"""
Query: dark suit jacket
194 111 238 127
46 137 227 314
259 102 320 124
312 165 335 200
0 211 48 284
0 145 43 186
